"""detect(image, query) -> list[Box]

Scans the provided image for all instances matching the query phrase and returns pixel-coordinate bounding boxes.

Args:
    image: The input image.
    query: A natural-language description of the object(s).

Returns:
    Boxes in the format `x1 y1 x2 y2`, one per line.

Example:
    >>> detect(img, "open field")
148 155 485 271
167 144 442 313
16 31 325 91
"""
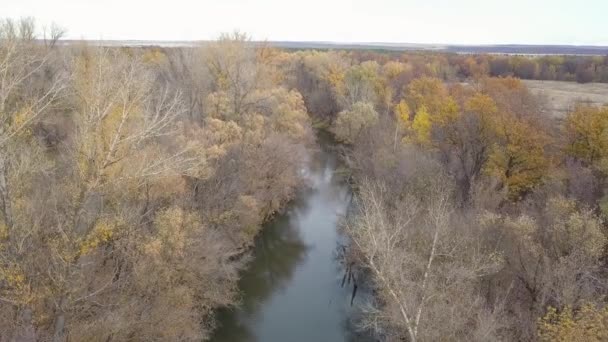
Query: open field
524 80 608 118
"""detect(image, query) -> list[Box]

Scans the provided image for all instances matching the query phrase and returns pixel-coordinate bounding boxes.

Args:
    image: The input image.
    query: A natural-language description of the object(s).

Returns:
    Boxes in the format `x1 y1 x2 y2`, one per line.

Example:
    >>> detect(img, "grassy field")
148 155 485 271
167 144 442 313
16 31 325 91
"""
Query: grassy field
523 80 608 118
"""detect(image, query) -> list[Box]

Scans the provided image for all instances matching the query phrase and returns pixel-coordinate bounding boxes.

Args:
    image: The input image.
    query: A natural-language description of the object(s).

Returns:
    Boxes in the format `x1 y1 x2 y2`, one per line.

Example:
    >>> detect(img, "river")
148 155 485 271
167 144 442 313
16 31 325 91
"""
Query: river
211 133 370 342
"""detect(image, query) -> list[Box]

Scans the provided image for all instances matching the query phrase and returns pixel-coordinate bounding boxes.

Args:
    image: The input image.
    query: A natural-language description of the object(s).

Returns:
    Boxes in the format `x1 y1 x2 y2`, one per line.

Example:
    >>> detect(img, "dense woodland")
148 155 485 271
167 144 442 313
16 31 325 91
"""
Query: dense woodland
0 19 313 341
1 18 608 341
344 50 608 84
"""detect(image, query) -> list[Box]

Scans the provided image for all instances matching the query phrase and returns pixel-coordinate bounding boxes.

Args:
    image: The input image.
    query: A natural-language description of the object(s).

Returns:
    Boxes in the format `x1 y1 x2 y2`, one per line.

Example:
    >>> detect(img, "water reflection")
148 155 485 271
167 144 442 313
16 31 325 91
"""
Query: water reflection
213 210 308 341
211 134 372 342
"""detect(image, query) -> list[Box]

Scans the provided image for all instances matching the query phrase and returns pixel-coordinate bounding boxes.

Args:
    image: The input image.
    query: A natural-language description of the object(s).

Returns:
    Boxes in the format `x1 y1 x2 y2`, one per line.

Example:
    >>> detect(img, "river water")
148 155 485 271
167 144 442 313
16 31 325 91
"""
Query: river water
211 134 369 342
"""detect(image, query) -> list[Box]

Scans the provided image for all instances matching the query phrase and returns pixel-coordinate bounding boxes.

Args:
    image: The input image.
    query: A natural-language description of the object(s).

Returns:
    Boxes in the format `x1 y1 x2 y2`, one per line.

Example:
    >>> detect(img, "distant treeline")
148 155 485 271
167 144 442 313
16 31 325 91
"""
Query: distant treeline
343 50 608 83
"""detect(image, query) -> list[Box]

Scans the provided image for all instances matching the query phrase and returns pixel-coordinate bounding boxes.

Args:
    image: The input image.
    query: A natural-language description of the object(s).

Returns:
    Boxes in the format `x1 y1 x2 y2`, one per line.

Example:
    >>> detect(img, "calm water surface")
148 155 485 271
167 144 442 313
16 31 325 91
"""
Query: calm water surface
211 135 369 342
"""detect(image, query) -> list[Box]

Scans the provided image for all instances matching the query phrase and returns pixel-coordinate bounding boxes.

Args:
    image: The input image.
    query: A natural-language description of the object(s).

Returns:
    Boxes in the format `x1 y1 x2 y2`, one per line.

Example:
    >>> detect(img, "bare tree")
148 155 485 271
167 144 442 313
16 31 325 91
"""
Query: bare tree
345 155 503 341
0 17 66 240
43 23 66 48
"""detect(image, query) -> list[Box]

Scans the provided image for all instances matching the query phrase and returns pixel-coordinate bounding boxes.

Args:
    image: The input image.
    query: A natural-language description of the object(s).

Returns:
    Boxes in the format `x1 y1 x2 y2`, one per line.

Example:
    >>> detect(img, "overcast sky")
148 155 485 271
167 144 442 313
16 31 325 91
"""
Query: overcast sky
1 0 607 45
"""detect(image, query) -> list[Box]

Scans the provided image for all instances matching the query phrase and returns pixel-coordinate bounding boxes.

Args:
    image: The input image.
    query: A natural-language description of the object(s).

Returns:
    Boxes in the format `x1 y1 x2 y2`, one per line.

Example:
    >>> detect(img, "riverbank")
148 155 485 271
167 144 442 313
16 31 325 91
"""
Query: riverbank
209 131 372 342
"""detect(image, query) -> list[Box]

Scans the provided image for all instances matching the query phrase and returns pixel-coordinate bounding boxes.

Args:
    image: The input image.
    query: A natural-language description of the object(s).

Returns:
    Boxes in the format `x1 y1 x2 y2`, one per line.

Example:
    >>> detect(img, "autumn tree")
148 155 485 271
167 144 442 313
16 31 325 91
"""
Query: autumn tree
480 196 606 339
287 50 347 118
341 61 382 109
345 156 503 342
538 304 608 342
332 101 379 144
479 76 542 120
484 111 550 200
432 93 499 203
0 18 66 232
404 76 451 115
563 105 608 166
0 41 236 341
204 32 272 120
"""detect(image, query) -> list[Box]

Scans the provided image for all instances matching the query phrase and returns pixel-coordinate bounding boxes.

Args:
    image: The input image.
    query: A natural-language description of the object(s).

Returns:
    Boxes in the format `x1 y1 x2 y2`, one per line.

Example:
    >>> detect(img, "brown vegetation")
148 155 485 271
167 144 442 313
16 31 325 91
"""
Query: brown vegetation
1 16 607 342
524 80 608 118
281 46 608 341
0 20 312 341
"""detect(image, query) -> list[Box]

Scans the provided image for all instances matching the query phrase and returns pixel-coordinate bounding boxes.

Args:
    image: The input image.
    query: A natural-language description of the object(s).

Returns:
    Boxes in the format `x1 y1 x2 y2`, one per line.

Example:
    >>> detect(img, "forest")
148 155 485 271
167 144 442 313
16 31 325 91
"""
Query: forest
327 49 608 84
1 17 608 341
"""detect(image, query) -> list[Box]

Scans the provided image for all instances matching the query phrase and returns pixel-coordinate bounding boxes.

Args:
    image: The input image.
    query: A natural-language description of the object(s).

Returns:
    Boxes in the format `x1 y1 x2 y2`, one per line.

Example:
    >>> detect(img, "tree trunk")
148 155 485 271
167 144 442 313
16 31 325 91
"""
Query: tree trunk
52 298 68 342
0 153 14 229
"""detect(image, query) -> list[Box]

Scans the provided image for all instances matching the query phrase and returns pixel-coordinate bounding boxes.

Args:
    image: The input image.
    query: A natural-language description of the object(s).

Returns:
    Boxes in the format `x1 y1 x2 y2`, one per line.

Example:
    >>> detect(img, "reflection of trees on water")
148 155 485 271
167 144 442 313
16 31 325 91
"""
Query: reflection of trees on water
211 307 255 342
211 133 363 342
211 195 310 341
240 206 309 313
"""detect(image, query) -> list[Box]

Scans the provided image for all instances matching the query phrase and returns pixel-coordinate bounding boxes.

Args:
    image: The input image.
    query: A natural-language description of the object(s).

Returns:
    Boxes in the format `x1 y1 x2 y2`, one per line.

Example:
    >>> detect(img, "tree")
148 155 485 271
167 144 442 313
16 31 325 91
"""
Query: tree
408 105 432 146
393 100 411 150
479 77 541 120
42 22 66 48
563 105 608 166
484 111 549 200
332 102 378 144
345 161 503 341
290 50 346 118
204 32 271 120
402 76 459 143
539 304 608 342
405 76 449 115
0 44 218 341
433 93 499 203
480 196 606 339
342 61 380 109
0 18 66 229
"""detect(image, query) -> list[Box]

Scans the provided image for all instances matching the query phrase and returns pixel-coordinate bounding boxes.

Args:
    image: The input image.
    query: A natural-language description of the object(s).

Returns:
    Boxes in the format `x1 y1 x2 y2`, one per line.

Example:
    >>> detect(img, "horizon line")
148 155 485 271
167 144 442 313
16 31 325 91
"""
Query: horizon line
52 39 608 48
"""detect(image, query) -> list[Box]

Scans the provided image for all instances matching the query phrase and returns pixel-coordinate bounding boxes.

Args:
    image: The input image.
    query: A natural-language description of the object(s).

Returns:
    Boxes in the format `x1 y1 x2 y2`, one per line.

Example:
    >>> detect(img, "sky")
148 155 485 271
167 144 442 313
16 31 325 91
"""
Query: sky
1 0 607 45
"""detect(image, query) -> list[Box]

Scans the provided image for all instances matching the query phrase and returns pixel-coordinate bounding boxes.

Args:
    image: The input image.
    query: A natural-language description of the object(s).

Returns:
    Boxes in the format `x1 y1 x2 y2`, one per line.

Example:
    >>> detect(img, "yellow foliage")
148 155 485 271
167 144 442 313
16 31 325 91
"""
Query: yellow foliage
72 50 148 186
0 264 29 303
150 207 201 258
206 91 231 119
99 104 143 157
326 64 346 95
545 196 606 257
406 76 449 115
10 107 33 137
205 117 242 146
401 77 461 147
394 100 411 130
465 93 498 117
215 71 231 91
142 49 167 65
383 61 406 80
79 219 117 256
485 115 549 200
0 265 25 287
539 304 608 342
0 221 8 241
492 195 605 261
242 113 267 144
268 89 311 140
409 105 433 146
434 96 460 125
564 105 608 165
147 172 188 200
482 76 524 91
